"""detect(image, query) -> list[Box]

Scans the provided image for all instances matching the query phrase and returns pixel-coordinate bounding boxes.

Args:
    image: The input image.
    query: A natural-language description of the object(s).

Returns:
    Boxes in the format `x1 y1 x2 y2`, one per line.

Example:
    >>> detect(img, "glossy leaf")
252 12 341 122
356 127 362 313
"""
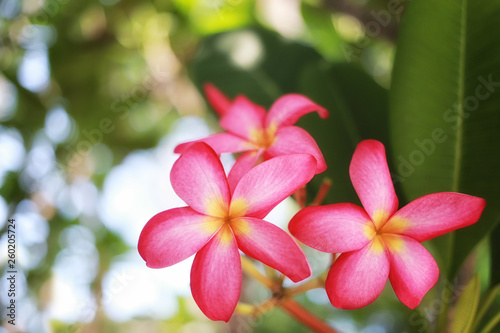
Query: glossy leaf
389 0 500 277
297 62 390 204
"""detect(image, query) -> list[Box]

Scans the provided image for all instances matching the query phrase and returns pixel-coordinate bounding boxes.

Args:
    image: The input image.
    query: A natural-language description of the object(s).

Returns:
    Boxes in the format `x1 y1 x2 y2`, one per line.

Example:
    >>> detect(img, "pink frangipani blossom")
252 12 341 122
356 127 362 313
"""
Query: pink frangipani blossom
289 139 486 309
175 84 329 191
138 142 315 321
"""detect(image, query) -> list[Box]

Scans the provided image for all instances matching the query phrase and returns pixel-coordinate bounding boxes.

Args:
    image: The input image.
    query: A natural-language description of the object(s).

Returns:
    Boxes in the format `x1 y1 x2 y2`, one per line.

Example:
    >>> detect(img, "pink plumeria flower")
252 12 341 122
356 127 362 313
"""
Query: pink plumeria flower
289 139 486 309
138 142 315 321
175 84 329 191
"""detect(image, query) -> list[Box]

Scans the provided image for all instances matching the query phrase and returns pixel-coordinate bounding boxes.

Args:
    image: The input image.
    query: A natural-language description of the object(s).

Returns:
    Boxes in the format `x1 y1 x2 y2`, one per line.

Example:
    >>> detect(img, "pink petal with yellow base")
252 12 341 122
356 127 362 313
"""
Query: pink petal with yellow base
385 192 487 242
290 139 487 311
174 89 328 179
289 203 373 253
386 235 439 308
227 150 262 193
141 142 324 322
170 143 230 217
326 239 390 309
349 139 398 225
220 96 267 140
191 225 241 322
232 217 311 282
174 133 250 155
265 94 328 128
138 207 222 268
231 154 316 219
265 126 327 173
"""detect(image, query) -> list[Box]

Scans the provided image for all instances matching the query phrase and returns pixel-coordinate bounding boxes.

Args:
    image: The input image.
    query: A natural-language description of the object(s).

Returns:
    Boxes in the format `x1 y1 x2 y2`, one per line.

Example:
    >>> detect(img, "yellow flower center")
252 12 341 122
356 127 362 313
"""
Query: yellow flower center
204 197 252 244
248 123 277 149
364 210 409 254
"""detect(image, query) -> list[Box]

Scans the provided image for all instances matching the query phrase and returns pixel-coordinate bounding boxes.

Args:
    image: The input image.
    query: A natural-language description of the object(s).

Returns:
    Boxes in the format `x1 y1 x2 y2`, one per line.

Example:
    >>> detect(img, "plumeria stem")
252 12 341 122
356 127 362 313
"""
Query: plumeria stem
311 178 332 206
277 273 285 285
235 303 256 316
235 300 278 317
287 273 327 296
256 299 279 315
241 256 337 332
280 298 339 333
264 265 279 281
240 256 275 289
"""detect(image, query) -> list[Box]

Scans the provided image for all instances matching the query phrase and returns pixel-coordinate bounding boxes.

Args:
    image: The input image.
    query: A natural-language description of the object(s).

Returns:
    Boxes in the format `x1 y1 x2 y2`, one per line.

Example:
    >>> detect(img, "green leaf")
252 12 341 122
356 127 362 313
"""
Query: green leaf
472 284 500 332
389 0 500 278
297 61 390 204
451 275 480 333
300 3 344 61
490 224 500 286
480 313 500 333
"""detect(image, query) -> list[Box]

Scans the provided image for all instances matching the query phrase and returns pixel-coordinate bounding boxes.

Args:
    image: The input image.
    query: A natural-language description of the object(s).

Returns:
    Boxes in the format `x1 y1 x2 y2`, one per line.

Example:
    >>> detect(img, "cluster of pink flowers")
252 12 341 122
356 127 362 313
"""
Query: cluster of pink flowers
138 85 486 322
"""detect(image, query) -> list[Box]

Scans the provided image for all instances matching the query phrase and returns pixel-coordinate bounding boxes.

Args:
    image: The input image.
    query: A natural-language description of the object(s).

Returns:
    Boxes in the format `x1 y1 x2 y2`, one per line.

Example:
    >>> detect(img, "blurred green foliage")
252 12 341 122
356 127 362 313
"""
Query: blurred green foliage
1 0 499 332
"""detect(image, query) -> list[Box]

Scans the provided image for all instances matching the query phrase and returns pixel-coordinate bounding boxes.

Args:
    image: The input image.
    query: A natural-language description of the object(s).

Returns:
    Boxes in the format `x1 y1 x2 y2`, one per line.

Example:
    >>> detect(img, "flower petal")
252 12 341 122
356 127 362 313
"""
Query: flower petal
385 234 439 309
227 150 262 193
204 83 232 117
349 139 398 226
265 94 328 129
220 96 267 141
264 126 327 173
383 192 486 242
232 217 311 282
231 154 316 219
191 225 241 322
138 207 223 268
289 203 373 253
174 133 250 155
325 239 390 309
171 142 230 217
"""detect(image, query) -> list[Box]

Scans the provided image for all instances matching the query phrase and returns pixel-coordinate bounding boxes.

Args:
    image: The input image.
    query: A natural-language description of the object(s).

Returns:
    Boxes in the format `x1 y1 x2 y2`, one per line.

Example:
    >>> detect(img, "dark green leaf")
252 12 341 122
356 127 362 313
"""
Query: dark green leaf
297 61 390 204
490 224 500 286
389 0 500 278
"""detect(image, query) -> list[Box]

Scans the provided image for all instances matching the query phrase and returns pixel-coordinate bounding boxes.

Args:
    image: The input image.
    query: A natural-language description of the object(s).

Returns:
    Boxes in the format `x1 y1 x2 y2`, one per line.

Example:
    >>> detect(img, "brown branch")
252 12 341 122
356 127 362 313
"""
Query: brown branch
281 298 339 333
